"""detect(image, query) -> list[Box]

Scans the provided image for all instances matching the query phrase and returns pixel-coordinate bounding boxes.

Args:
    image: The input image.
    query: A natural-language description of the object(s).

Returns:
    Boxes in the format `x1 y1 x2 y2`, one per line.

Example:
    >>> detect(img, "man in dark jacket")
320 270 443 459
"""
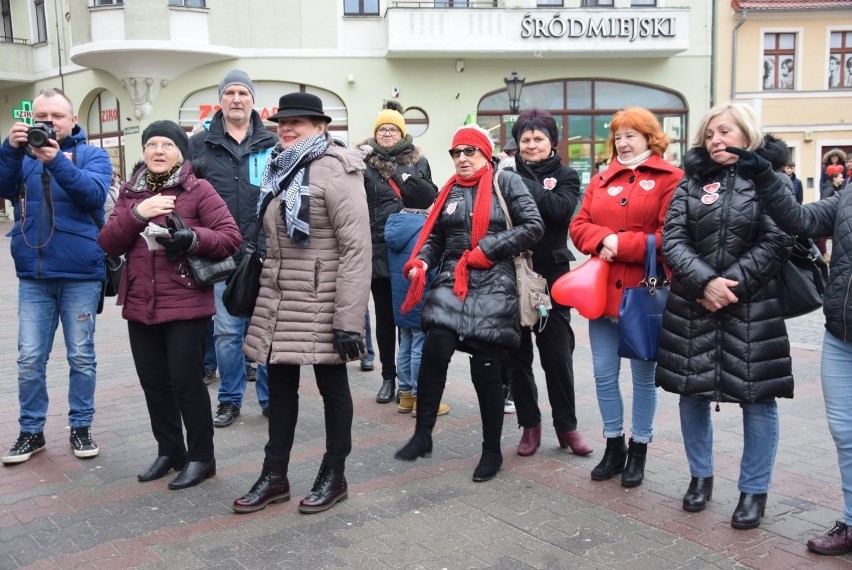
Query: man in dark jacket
0 88 112 464
188 70 276 427
783 161 804 204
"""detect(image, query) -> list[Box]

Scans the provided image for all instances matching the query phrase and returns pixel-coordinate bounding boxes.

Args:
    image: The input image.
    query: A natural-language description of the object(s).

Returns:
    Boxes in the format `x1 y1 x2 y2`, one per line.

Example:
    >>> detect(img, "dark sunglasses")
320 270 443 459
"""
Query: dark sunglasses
448 147 478 159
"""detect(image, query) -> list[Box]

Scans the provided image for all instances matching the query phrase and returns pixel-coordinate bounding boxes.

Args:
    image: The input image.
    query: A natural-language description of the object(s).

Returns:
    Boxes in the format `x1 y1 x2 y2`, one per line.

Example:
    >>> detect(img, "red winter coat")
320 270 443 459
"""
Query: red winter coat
569 154 683 317
98 160 242 325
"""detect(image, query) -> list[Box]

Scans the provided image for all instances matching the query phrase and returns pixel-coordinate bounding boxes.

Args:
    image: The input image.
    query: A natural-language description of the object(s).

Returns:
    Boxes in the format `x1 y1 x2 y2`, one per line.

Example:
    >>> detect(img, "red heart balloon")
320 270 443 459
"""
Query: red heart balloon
551 257 610 319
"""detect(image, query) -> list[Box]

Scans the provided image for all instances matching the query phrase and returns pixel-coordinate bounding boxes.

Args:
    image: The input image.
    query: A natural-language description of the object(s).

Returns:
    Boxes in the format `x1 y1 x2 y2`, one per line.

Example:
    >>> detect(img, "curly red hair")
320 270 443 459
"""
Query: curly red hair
606 107 669 160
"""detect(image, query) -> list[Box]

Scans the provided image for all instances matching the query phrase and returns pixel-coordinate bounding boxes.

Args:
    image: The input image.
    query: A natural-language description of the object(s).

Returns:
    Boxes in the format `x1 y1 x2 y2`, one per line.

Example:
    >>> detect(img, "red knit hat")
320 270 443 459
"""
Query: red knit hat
451 126 493 162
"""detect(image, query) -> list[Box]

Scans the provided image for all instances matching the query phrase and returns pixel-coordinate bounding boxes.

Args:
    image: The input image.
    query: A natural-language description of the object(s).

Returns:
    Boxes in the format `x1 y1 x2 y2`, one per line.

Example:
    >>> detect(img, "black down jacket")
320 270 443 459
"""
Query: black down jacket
752 168 852 344
655 148 794 403
418 170 544 349
361 143 434 279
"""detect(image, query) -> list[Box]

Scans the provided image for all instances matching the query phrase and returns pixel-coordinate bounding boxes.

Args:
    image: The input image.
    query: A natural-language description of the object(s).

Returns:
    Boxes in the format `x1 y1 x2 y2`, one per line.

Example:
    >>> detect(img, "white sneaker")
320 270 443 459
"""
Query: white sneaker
504 398 516 414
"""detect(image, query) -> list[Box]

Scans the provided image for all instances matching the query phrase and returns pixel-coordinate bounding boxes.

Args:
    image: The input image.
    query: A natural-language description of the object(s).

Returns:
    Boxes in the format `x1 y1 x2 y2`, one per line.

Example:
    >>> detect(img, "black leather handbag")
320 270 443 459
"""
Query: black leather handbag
222 192 275 318
170 212 237 287
777 235 828 319
618 234 669 361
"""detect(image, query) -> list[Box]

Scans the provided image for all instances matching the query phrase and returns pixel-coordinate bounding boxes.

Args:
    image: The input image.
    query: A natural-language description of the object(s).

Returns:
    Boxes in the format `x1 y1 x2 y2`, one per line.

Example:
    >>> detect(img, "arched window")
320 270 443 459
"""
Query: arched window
477 78 687 189
86 90 124 178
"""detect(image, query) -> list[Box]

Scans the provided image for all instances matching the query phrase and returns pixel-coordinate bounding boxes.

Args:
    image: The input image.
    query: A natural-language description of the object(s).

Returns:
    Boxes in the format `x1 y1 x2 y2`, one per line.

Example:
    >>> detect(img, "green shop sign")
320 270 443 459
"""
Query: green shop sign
13 100 34 125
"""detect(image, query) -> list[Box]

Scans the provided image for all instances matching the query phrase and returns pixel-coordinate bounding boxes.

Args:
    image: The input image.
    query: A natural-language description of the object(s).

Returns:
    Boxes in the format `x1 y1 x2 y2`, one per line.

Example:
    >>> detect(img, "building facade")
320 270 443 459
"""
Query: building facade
720 0 852 202
0 0 715 189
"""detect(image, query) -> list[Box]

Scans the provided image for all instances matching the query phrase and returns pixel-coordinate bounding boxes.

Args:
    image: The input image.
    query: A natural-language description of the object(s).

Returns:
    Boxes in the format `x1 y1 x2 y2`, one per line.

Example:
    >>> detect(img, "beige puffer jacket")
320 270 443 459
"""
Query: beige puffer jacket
244 142 371 366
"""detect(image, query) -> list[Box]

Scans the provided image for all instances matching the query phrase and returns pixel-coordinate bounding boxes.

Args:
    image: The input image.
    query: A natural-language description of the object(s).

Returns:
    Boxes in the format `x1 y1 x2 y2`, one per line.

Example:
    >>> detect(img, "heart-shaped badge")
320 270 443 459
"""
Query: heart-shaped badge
446 201 458 215
703 182 721 194
607 186 623 197
543 177 557 190
701 193 719 205
639 180 655 191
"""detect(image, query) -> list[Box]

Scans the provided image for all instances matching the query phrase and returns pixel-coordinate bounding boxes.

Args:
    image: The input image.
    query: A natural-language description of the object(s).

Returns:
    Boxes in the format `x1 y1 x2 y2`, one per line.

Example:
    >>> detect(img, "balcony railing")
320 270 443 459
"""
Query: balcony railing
0 36 30 45
389 1 501 7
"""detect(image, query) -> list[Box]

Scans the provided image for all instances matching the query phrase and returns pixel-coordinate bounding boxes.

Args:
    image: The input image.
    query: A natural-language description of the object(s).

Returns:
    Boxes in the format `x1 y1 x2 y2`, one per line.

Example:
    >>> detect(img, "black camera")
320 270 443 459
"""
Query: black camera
27 121 56 148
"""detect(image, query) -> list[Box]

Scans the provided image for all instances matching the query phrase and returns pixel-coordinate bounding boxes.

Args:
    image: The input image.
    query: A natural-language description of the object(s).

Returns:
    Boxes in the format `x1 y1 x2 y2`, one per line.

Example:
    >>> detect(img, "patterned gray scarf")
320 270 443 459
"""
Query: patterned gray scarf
258 133 328 246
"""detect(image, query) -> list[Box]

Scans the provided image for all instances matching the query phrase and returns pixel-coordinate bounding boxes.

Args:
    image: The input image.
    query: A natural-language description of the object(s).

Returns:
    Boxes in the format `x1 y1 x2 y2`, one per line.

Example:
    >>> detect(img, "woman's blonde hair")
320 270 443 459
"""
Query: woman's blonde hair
606 107 669 158
691 102 763 151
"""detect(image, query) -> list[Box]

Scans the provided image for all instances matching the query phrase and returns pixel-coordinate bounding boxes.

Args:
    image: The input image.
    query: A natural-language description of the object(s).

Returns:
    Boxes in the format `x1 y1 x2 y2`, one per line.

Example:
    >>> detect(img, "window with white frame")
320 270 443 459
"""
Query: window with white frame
581 0 614 6
762 32 796 90
538 0 563 6
344 0 379 15
2 0 12 42
829 31 852 89
34 0 46 43
168 0 206 7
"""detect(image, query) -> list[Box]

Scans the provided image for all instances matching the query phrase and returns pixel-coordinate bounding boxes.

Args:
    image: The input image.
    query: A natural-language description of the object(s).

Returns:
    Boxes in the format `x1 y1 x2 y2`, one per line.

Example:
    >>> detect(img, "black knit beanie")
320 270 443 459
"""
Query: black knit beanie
142 120 189 158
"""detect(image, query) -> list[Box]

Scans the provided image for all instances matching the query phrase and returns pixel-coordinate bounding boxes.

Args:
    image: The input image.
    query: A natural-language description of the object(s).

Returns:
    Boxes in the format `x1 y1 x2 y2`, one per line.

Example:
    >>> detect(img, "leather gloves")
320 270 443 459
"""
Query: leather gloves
725 146 772 180
333 329 365 361
157 216 197 254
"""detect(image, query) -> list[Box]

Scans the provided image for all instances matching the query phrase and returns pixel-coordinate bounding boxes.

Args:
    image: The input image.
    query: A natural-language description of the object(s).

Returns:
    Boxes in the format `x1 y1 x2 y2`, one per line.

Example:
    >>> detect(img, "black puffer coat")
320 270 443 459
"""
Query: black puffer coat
655 148 794 403
361 142 433 279
752 168 852 343
418 170 544 348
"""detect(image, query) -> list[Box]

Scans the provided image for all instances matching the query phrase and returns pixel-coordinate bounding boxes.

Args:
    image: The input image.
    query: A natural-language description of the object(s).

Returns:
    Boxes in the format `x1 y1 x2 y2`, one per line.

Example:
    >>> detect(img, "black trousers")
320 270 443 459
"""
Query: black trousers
504 307 579 432
371 278 397 382
263 363 353 474
128 318 214 461
415 327 504 452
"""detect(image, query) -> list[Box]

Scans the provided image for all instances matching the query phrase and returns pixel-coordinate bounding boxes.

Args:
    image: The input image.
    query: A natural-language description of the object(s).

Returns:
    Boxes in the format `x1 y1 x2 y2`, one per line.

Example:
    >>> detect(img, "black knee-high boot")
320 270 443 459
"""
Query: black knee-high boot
470 353 504 482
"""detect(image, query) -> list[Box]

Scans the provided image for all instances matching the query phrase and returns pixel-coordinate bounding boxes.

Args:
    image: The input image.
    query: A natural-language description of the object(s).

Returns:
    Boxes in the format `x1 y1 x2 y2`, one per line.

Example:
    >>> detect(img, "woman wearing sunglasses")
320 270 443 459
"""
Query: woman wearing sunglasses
393 125 543 482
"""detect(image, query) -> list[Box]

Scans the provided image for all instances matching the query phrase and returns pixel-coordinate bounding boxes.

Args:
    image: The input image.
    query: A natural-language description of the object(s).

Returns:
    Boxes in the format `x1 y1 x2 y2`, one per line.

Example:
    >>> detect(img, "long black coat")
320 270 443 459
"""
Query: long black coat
418 170 543 349
655 148 794 403
512 153 580 288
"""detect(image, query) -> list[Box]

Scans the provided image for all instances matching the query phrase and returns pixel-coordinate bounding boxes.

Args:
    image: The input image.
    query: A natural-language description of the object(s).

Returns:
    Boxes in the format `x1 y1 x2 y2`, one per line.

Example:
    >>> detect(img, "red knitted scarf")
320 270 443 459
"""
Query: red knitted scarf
401 163 494 312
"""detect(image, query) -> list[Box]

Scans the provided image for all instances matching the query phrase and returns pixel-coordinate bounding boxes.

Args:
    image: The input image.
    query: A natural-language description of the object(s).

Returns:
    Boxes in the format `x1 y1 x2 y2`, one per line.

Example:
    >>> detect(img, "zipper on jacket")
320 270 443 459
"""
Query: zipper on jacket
712 168 736 412
843 271 852 341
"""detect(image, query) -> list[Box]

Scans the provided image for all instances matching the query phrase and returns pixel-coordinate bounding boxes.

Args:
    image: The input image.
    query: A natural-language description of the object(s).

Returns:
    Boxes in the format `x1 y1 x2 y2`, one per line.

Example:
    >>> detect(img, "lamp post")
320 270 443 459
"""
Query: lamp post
504 70 526 114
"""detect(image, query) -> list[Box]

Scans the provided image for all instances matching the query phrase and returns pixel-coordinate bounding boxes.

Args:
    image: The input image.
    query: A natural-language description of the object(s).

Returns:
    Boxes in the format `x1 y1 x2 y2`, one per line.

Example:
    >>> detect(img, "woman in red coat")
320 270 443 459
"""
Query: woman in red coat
99 121 241 490
569 107 682 488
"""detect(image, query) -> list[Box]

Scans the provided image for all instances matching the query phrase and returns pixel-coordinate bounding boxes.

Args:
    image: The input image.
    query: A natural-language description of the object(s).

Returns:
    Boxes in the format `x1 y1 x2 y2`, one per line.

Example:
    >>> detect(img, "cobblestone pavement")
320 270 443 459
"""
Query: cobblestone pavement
0 220 850 569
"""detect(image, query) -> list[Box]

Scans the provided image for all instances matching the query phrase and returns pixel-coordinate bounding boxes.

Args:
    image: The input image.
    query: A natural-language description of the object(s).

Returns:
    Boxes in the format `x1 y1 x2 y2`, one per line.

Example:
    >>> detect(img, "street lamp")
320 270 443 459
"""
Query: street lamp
504 70 526 114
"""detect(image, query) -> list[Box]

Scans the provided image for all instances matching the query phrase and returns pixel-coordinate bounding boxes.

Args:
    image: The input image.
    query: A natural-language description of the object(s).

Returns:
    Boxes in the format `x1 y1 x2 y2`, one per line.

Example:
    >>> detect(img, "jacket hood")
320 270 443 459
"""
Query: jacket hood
385 211 427 253
359 139 424 181
758 134 790 172
823 148 847 164
682 147 726 180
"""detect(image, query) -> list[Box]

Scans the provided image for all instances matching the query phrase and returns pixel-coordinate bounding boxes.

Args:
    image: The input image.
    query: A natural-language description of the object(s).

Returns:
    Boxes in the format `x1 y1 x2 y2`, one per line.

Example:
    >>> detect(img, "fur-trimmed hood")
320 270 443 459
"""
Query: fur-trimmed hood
823 147 847 165
357 139 425 181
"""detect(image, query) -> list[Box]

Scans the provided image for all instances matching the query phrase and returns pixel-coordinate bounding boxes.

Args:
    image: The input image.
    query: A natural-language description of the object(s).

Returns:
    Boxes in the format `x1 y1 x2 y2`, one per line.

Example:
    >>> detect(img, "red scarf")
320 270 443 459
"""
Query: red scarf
401 163 494 312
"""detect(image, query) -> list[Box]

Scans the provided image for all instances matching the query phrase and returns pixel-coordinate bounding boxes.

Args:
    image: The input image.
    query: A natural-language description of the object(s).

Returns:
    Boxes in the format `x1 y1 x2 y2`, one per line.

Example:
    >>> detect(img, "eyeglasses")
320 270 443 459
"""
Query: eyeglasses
144 142 177 151
377 127 401 136
448 147 478 159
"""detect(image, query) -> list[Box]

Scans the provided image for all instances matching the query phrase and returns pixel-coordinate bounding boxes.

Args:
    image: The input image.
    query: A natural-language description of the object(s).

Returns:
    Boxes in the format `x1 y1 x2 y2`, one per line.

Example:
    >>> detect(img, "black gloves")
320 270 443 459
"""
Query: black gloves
725 146 772 180
157 216 197 254
333 329 365 361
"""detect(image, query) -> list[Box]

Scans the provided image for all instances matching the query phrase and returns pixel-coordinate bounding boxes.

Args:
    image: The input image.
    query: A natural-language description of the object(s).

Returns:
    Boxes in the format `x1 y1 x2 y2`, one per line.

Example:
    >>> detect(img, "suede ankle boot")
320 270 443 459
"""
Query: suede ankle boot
472 444 503 482
591 435 627 481
621 439 647 488
394 430 432 461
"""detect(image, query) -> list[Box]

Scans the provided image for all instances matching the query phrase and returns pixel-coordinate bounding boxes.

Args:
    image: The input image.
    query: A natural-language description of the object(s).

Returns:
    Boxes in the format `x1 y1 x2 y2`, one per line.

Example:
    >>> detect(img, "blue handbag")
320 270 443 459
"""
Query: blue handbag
618 234 669 361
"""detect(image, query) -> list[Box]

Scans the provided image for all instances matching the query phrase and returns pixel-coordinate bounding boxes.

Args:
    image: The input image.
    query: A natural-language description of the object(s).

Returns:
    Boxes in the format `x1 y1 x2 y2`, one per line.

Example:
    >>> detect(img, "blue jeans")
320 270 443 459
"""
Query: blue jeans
397 327 425 394
821 330 852 524
17 278 101 432
588 317 657 443
679 396 779 494
213 281 268 409
203 318 216 372
364 309 375 360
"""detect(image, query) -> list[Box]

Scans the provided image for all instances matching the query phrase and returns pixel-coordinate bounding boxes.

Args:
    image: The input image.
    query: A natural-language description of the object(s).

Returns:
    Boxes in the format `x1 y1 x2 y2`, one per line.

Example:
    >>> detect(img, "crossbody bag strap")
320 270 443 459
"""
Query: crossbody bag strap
491 171 513 230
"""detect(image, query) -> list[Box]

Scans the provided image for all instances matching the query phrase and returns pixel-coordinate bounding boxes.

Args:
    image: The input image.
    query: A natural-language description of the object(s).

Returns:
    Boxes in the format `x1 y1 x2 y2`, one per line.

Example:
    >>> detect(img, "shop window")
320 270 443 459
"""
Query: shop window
631 0 656 5
829 31 852 89
34 0 46 43
537 0 563 6
2 0 11 42
581 0 614 6
762 32 796 90
344 0 379 15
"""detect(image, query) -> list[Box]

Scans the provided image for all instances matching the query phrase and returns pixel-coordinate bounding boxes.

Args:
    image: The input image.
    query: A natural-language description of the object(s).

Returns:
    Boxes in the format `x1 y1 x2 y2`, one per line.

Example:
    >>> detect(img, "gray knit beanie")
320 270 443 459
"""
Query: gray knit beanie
218 69 256 101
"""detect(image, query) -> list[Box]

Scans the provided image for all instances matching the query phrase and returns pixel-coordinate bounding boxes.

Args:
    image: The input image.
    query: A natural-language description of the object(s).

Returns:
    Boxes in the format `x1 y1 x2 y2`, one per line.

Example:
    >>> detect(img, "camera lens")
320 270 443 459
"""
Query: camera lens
27 129 48 148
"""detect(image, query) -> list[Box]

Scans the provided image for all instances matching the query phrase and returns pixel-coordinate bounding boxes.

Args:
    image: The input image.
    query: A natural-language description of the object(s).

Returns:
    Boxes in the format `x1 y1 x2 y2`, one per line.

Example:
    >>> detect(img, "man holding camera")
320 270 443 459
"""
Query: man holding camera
0 88 112 464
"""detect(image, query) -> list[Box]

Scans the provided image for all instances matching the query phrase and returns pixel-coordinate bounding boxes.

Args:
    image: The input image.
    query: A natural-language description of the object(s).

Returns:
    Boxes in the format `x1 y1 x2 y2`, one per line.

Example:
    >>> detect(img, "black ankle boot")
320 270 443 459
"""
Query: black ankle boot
394 431 432 461
621 439 647 488
731 492 767 529
472 445 503 482
591 435 627 481
232 469 290 513
298 461 348 514
682 476 714 512
376 378 395 403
